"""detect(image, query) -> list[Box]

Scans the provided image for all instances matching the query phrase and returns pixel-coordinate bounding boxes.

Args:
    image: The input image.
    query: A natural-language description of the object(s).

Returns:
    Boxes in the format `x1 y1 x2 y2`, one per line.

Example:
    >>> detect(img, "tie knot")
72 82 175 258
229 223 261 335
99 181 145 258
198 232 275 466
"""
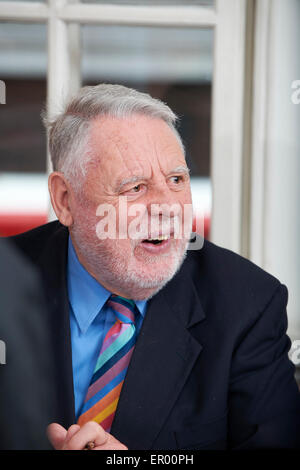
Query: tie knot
107 294 138 324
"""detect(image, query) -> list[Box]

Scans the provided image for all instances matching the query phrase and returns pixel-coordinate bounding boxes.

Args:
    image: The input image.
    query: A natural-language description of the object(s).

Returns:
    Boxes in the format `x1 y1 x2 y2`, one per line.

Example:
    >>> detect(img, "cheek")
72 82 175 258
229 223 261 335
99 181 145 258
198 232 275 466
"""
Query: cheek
118 203 149 239
100 239 134 266
178 190 193 233
182 186 193 204
176 189 192 214
171 185 192 208
72 202 100 243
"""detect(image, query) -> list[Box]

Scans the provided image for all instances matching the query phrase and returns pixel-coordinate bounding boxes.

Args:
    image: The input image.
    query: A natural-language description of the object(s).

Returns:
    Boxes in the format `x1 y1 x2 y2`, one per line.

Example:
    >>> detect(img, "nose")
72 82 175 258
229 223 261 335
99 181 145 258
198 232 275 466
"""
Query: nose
150 200 182 219
146 181 182 218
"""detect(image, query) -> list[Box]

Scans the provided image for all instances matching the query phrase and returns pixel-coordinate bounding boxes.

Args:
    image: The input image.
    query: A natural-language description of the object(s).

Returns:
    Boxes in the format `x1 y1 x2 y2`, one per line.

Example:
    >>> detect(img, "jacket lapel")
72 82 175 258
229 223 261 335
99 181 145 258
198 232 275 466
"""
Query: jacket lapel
111 257 205 449
37 224 76 427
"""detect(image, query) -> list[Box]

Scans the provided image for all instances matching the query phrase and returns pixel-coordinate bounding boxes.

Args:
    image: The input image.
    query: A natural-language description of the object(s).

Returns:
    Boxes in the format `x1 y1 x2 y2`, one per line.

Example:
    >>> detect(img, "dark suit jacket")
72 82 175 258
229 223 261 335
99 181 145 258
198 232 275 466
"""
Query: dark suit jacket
0 239 56 449
10 220 300 450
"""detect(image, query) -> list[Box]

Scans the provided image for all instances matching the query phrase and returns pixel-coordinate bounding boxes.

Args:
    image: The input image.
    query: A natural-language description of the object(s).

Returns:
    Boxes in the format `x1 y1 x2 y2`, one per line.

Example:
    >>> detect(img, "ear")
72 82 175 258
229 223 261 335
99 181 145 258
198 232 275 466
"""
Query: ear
48 172 74 227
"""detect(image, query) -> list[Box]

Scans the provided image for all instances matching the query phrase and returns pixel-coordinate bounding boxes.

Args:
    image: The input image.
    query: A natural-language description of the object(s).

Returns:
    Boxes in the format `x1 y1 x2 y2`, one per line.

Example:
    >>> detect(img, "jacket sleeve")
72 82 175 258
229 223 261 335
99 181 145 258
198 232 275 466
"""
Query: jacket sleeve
228 283 300 449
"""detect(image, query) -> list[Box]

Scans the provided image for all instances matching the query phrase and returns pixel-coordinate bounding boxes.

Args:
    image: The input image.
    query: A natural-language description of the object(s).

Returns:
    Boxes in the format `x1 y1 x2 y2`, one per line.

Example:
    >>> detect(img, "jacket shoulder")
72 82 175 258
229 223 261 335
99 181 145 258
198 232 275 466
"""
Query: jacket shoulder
194 238 280 286
188 239 284 324
8 220 68 263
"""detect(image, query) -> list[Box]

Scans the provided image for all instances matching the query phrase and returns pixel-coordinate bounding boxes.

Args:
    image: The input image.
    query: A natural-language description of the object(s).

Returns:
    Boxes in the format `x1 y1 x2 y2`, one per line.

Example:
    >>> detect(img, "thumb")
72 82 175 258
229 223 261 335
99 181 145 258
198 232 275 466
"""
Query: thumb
47 423 68 450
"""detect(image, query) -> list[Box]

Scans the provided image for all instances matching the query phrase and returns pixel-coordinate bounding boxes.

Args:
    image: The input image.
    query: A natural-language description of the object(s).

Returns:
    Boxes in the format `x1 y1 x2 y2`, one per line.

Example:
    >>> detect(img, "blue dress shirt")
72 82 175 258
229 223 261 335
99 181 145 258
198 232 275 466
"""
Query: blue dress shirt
67 236 147 419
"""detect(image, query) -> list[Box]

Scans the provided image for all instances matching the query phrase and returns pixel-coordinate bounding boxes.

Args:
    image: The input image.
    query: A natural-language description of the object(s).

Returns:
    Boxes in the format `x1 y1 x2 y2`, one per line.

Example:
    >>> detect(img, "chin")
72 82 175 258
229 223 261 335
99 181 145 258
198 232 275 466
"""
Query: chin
120 250 188 300
117 278 170 301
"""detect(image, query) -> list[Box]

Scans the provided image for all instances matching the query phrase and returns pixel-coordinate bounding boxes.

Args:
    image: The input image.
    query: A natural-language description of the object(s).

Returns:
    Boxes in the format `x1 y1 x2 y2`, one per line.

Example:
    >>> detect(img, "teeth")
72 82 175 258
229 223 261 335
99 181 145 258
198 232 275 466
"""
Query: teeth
148 235 168 241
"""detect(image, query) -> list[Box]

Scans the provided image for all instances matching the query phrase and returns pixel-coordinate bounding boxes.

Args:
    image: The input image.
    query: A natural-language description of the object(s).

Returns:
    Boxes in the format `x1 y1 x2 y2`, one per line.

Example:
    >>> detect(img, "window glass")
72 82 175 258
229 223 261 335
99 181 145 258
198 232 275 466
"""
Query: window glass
0 23 47 173
0 23 47 236
80 0 213 6
82 24 213 232
0 0 45 2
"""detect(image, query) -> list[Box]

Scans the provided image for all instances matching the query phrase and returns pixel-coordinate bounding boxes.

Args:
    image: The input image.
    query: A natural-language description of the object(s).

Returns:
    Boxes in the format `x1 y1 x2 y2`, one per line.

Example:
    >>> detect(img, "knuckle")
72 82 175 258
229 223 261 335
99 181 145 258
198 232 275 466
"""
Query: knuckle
86 421 100 432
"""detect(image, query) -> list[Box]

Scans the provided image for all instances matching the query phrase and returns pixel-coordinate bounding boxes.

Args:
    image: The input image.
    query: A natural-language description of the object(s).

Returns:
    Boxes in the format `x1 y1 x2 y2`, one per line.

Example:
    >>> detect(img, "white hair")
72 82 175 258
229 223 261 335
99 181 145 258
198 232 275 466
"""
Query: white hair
43 83 184 183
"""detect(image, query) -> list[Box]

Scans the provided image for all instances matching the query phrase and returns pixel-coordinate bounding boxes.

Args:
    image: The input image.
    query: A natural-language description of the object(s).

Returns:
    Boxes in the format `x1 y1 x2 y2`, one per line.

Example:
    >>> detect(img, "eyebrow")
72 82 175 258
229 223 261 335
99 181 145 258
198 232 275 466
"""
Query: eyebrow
116 165 190 193
170 166 190 176
116 175 146 193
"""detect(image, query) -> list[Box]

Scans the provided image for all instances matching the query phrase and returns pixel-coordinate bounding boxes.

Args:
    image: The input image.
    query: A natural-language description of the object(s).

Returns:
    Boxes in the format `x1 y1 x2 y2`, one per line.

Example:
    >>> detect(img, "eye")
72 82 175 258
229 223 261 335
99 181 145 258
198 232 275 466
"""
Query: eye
168 173 189 191
122 183 146 197
169 175 187 185
171 175 183 184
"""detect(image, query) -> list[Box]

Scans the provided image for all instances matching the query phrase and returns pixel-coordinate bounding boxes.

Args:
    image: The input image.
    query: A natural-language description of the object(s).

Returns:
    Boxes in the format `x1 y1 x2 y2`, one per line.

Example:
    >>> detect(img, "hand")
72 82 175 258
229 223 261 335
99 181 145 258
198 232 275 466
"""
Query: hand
47 421 128 450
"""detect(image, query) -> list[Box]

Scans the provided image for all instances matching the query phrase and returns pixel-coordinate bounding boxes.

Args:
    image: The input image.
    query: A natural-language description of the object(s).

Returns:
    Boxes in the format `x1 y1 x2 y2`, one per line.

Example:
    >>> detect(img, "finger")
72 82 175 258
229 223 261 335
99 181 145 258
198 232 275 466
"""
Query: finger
94 441 128 450
103 433 128 450
47 423 68 450
66 424 81 442
66 421 107 450
92 431 128 450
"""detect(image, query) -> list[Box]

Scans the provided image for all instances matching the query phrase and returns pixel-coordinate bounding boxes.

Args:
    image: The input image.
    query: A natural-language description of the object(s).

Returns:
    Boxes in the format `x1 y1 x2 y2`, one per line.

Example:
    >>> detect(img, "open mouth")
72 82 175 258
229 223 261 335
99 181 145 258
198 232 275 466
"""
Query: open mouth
142 235 169 245
139 235 171 254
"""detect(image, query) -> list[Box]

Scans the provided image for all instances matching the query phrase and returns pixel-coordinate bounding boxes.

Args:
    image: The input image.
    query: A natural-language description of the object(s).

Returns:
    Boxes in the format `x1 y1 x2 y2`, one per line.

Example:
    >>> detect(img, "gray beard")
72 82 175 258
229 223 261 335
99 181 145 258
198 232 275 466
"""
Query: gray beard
70 226 189 300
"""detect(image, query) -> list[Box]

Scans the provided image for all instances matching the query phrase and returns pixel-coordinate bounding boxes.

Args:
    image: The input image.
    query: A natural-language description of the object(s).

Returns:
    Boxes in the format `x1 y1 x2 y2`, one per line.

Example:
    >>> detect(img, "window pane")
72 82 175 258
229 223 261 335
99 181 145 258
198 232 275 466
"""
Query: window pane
0 23 47 236
0 0 45 2
0 23 47 173
81 24 212 233
80 0 213 5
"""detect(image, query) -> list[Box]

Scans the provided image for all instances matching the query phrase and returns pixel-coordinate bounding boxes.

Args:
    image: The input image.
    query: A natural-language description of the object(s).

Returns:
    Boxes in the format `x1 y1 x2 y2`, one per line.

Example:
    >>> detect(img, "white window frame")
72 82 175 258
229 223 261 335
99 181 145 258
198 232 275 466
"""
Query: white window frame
0 0 249 255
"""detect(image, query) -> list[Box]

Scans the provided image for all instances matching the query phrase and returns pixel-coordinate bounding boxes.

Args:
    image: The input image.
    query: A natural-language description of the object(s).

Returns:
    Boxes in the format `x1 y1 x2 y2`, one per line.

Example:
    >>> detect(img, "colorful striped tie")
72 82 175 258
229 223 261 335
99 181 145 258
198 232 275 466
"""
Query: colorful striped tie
77 295 138 432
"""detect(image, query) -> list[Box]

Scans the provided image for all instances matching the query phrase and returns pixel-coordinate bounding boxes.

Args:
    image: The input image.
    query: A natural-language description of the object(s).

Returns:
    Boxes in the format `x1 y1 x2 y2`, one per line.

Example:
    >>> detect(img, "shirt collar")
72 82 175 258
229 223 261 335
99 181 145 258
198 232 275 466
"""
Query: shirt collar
67 236 147 334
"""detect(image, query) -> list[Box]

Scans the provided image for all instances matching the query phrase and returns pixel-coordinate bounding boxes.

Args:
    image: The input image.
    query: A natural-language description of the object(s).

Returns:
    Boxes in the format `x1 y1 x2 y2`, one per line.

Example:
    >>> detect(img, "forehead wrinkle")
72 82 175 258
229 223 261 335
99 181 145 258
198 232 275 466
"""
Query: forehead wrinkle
110 129 152 192
112 129 149 170
145 123 185 175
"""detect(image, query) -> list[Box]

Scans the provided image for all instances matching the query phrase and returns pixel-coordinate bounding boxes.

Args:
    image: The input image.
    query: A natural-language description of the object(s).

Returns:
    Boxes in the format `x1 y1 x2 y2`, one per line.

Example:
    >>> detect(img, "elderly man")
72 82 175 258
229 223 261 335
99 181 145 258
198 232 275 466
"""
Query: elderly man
10 84 300 450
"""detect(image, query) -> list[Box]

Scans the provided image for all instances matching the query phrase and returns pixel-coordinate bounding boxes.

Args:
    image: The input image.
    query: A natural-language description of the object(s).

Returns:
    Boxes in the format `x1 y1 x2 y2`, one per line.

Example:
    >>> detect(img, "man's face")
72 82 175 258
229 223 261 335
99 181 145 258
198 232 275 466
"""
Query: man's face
70 114 193 300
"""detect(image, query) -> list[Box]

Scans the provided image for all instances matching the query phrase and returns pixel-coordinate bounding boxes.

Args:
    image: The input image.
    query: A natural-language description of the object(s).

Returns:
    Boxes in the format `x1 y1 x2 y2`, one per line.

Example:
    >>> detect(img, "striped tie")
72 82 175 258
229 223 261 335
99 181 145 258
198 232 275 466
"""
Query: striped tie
77 295 138 432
